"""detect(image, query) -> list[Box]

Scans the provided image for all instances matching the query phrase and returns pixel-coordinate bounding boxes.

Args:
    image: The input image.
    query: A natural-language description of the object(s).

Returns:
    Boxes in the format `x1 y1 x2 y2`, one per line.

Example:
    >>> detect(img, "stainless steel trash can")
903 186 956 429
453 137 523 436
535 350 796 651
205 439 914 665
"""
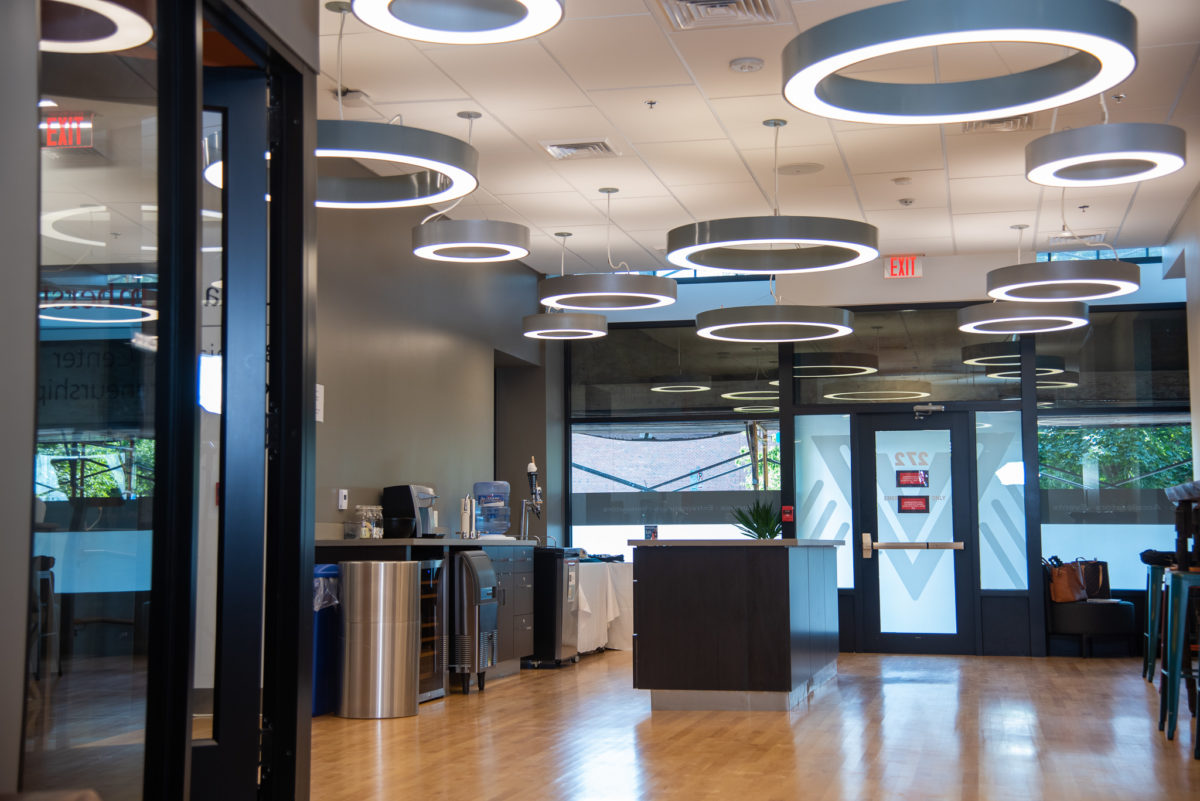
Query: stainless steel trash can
338 561 420 719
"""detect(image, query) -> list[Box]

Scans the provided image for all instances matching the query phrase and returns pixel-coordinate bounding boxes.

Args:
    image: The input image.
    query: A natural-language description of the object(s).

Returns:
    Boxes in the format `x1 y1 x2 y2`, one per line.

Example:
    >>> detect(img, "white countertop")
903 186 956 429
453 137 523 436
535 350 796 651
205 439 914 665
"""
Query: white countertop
628 539 843 548
317 537 538 547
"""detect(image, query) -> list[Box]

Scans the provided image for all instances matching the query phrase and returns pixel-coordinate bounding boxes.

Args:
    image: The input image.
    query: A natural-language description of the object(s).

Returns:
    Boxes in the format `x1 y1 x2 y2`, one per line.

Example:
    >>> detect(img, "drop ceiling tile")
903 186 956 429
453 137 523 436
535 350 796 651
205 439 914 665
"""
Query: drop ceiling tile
987 42 1073 75
547 224 659 273
838 127 944 174
551 156 671 199
779 185 863 219
317 33 467 104
866 208 953 241
1035 184 1136 235
318 9 373 36
445 203 532 228
585 194 694 232
952 211 1039 253
495 191 608 228
364 100 500 142
877 237 957 258
568 0 651 17
933 43 1015 82
539 15 691 90
589 86 726 143
1124 0 1200 47
672 183 772 220
710 95 837 148
742 144 852 189
949 175 1042 215
856 170 947 211
666 23 799 100
789 0 893 30
638 140 754 186
423 41 589 111
477 145 576 195
522 230 596 275
625 229 675 265
839 48 934 76
943 130 1042 179
500 106 632 155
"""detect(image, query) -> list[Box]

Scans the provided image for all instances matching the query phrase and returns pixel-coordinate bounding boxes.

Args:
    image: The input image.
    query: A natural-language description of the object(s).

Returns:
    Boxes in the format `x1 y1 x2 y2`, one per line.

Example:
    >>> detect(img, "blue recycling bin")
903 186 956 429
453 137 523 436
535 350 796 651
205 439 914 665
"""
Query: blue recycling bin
312 563 341 716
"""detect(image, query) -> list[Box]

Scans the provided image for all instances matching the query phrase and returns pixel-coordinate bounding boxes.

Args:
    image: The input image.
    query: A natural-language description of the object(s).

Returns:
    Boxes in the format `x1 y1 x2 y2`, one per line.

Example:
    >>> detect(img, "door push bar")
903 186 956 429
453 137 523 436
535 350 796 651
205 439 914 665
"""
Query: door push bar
861 532 965 559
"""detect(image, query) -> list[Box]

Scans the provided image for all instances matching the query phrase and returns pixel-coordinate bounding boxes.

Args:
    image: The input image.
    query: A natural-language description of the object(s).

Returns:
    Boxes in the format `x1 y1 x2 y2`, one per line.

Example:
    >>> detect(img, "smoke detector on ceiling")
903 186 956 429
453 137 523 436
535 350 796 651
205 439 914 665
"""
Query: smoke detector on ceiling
540 138 621 161
657 0 781 31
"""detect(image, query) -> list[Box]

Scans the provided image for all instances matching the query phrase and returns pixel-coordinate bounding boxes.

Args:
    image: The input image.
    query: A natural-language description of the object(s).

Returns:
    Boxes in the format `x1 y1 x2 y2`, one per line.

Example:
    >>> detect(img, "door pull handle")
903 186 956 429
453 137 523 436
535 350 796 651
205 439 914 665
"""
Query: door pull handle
863 532 964 559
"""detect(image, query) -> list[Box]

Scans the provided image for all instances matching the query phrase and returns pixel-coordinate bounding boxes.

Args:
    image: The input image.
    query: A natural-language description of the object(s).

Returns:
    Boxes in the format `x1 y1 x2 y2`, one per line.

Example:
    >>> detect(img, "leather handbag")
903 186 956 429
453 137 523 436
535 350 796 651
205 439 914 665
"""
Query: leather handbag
1045 558 1087 603
1078 559 1111 599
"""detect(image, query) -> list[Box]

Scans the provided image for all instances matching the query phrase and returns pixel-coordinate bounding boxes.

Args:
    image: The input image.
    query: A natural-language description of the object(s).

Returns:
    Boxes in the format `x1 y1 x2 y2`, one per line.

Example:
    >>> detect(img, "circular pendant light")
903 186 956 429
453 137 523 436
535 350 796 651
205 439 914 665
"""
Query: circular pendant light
39 302 157 324
791 352 879 379
1034 370 1080 390
961 341 1022 368
1026 123 1186 187
734 406 780 414
986 259 1139 303
823 380 932 402
650 380 710 394
781 0 1137 125
720 390 779 401
958 301 1089 335
521 312 607 340
413 219 530 263
984 355 1066 379
539 273 677 311
696 305 853 343
666 215 879 274
41 0 154 54
351 0 563 45
539 189 677 311
315 120 478 210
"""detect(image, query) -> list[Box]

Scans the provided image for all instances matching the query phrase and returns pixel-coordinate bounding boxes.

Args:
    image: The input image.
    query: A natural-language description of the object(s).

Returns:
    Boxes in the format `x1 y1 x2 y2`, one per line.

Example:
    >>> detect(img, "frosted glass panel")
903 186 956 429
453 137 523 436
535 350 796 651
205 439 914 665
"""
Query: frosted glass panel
976 411 1028 589
794 414 854 588
875 429 957 635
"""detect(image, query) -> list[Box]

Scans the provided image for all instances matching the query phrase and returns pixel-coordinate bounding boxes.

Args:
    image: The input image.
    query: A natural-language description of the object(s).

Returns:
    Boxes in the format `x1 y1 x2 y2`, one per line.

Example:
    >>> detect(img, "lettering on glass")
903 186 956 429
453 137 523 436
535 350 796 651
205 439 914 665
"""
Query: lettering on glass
893 451 930 466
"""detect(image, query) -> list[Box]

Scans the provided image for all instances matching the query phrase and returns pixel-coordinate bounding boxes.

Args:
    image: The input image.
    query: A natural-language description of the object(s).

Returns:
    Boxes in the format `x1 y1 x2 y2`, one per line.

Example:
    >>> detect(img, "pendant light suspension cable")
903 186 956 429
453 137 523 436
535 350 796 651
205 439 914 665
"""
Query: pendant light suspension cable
336 7 346 120
602 188 628 273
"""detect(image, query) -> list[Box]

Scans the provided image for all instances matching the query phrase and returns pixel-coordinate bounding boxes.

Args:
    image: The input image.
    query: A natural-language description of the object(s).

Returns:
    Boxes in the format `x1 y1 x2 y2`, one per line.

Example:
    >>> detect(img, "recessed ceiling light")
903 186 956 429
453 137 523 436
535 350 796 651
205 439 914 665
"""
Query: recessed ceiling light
40 0 155 54
777 162 825 176
1025 123 1186 187
781 0 1137 125
315 120 478 210
351 0 563 45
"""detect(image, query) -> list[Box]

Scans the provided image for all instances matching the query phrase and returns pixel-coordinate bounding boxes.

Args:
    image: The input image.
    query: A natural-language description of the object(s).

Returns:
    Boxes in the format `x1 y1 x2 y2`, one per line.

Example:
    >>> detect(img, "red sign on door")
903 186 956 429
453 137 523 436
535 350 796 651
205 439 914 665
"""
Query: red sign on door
897 496 930 514
896 470 929 487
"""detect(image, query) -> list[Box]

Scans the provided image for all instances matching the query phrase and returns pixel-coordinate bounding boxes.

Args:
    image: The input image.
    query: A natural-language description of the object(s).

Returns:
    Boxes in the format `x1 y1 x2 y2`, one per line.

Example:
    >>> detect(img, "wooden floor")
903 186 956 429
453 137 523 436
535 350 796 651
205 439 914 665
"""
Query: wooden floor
311 650 1200 801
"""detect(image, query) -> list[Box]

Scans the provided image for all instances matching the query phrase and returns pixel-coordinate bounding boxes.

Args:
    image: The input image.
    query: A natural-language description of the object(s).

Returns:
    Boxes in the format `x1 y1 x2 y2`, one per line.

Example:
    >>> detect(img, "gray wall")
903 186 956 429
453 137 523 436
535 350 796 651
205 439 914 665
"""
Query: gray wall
233 0 319 72
314 207 541 539
1166 187 1200 474
0 0 38 789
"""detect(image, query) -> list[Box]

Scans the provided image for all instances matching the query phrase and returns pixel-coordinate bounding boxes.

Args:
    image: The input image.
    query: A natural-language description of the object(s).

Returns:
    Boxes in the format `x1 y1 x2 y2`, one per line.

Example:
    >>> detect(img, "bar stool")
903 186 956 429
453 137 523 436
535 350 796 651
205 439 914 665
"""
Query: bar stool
1144 564 1165 680
1160 569 1200 759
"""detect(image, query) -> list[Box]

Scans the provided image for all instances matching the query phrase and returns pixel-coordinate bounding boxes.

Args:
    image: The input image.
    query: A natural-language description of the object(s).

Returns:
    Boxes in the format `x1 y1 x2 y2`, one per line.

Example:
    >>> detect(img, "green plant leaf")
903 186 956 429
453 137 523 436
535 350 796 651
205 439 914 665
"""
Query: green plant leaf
731 498 782 539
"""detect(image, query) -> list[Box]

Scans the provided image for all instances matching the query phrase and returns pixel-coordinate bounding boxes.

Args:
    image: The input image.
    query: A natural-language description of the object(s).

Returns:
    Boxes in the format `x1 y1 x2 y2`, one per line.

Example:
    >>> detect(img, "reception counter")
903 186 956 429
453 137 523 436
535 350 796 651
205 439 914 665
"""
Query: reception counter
629 539 841 711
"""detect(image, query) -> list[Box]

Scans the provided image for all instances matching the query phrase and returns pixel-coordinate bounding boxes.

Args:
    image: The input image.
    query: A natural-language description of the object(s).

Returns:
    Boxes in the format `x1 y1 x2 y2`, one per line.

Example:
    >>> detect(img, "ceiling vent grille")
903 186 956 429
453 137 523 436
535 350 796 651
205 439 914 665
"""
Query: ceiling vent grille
540 138 620 161
960 114 1036 134
656 0 781 31
1047 231 1108 247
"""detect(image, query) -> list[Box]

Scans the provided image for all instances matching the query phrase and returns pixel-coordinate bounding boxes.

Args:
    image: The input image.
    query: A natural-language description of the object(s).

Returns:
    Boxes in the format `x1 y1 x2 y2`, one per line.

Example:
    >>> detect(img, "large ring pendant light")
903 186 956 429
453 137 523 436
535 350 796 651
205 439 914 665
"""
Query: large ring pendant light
666 215 879 274
961 341 1022 368
315 120 478 210
539 273 677 311
958 301 1089 335
781 0 1137 125
41 0 154 54
413 219 530 263
1026 123 1186 187
823 380 932 402
696 305 853 343
986 259 1139 303
792 351 879 378
650 381 710 394
351 0 563 45
985 355 1066 379
521 312 607 340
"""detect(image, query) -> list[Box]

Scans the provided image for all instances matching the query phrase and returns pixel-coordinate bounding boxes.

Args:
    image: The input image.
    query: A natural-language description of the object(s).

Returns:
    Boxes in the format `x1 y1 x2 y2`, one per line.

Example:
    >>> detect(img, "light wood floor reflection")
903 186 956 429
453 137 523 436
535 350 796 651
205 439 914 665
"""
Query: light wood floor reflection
310 650 1199 801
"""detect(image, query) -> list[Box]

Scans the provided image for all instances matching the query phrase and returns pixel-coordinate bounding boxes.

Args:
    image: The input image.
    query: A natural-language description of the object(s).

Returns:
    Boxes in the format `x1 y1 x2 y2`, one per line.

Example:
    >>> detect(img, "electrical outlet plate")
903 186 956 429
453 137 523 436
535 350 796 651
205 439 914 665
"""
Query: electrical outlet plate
337 489 349 511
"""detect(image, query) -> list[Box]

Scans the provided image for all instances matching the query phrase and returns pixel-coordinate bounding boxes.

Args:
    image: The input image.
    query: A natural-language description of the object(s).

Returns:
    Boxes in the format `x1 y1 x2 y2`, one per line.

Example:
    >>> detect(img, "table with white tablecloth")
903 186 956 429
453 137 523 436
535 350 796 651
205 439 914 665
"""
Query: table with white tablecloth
576 562 633 652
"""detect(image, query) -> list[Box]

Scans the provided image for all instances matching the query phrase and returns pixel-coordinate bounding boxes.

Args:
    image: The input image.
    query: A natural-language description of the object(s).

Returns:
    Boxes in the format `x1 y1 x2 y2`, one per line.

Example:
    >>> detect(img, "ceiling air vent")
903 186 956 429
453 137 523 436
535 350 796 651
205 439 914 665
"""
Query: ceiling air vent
656 0 781 31
1048 231 1107 247
540 138 620 161
960 114 1036 134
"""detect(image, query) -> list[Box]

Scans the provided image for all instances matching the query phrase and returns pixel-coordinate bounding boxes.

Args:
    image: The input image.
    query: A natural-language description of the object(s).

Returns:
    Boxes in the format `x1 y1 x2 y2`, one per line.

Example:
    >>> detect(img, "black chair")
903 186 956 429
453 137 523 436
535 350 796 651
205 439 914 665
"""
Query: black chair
1043 564 1136 657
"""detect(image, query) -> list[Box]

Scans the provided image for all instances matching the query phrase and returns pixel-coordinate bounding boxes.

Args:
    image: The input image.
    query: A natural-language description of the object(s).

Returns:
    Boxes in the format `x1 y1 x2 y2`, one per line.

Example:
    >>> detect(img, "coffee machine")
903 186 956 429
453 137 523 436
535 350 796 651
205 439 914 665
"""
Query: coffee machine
382 484 438 538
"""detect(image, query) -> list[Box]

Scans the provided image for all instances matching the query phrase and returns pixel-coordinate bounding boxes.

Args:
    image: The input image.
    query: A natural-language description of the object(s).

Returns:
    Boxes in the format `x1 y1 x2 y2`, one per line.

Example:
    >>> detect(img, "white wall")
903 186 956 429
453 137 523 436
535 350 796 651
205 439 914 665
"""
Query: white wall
1166 187 1200 475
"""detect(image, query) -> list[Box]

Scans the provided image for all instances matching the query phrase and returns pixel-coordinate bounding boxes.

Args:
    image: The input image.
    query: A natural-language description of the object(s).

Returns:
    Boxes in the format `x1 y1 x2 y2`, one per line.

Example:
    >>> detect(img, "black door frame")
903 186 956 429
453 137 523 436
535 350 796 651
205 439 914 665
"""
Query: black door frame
853 411 981 654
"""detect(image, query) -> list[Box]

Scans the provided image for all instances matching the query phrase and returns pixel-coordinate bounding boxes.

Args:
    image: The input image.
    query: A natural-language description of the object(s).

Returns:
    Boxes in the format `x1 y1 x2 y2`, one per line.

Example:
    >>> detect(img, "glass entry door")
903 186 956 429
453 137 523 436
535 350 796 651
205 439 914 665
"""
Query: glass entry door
856 413 977 653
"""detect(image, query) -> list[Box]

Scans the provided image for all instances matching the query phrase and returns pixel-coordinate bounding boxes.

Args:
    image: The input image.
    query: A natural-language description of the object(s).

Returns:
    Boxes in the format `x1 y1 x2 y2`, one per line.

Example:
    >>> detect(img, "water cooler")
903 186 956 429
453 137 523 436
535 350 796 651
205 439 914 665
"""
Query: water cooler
450 550 499 693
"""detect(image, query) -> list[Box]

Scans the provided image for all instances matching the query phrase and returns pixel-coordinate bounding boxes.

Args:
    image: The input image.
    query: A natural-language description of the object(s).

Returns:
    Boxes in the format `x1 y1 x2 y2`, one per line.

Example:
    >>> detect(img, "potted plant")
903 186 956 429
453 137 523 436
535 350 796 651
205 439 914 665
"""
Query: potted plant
732 499 782 539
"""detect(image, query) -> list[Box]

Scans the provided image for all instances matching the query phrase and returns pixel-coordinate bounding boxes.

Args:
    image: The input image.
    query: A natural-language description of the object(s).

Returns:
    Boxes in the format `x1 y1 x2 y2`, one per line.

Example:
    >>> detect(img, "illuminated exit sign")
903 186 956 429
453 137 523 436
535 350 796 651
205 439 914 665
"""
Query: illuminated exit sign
884 254 923 279
40 113 93 149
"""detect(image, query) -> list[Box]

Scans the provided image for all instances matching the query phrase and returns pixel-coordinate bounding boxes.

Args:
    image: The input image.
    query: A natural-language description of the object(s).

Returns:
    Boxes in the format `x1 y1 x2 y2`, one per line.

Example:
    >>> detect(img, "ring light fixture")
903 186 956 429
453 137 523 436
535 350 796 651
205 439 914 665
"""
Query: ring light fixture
650 382 711 394
696 305 854 344
792 351 880 379
1033 370 1080 390
666 215 880 274
39 302 158 324
985 355 1067 379
986 259 1139 303
958 301 1089 335
962 341 1021 368
781 0 1137 125
720 390 780 401
351 0 563 45
521 311 607 340
823 380 933 402
734 406 780 414
538 272 678 311
41 0 154 54
1026 123 1186 187
315 120 478 210
413 219 530 263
